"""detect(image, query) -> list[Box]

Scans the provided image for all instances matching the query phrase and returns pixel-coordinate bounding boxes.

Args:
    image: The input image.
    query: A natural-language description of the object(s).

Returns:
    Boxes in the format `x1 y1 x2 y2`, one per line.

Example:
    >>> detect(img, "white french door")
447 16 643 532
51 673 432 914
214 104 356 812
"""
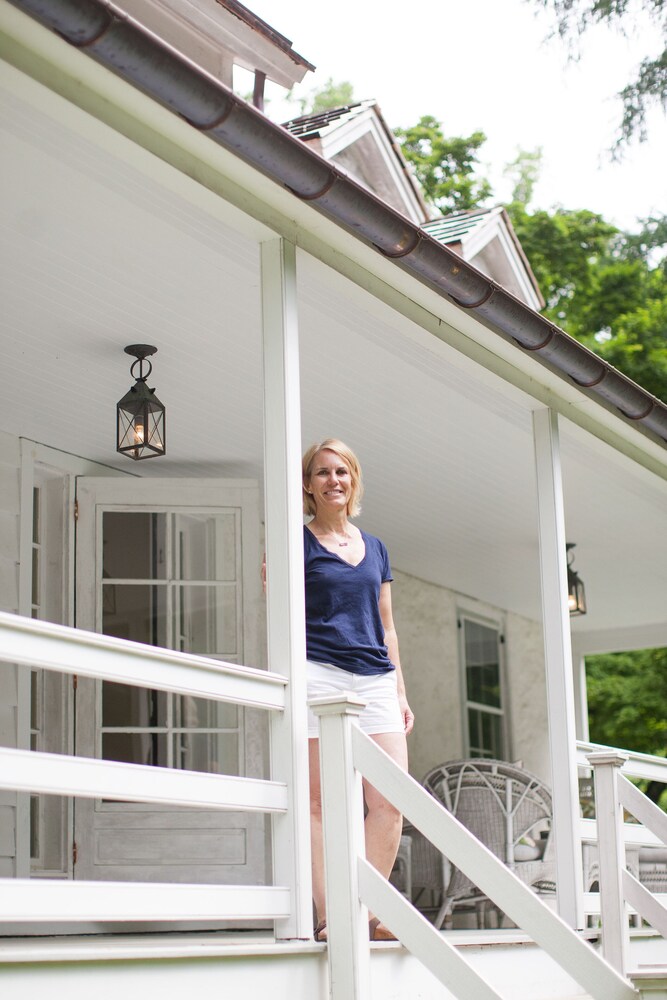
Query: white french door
74 478 267 886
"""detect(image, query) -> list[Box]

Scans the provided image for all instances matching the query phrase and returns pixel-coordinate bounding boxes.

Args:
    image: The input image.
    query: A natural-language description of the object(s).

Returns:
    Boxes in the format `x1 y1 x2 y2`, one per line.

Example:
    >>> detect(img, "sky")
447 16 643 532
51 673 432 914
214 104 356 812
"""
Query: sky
243 0 666 232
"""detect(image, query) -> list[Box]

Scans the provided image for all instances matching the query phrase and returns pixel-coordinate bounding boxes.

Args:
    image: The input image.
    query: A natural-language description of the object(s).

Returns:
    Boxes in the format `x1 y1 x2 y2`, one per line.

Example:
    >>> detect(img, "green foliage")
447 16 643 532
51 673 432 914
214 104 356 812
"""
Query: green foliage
508 203 617 318
391 120 666 398
394 116 492 213
507 200 667 400
292 78 356 116
586 648 667 805
617 47 667 145
504 148 543 206
532 0 666 149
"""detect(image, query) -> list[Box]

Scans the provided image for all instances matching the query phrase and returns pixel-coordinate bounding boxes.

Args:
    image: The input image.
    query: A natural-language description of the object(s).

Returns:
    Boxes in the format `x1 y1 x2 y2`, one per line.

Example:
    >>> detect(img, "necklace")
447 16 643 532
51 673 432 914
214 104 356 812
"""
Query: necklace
312 524 352 547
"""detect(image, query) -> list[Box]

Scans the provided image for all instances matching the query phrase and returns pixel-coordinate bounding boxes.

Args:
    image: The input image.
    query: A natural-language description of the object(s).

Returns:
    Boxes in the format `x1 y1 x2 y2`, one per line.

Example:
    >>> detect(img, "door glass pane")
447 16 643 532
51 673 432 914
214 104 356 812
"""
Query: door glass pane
103 512 167 580
102 732 169 768
102 583 168 646
175 585 237 656
175 732 239 774
174 697 238 730
102 682 168 728
173 512 237 581
98 510 241 776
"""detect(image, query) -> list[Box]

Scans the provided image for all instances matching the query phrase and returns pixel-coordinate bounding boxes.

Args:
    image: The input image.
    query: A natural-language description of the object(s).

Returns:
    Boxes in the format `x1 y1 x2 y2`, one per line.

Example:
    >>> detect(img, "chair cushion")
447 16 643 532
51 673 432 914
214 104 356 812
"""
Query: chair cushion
514 842 542 861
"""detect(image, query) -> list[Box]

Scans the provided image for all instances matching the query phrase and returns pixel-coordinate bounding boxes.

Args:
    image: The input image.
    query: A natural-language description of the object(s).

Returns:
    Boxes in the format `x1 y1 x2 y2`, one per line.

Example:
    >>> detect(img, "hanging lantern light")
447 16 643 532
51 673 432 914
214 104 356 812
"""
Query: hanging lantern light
566 542 587 616
116 345 166 460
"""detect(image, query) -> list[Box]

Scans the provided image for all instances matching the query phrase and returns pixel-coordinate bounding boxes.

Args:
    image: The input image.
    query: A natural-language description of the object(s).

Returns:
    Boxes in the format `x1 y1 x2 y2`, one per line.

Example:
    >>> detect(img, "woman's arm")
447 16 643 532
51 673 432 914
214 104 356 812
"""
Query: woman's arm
379 581 414 735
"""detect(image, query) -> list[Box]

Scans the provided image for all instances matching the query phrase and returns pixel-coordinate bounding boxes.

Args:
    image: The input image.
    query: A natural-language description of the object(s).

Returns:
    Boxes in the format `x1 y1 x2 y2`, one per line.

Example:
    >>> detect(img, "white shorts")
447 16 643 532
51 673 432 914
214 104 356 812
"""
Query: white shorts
306 659 404 738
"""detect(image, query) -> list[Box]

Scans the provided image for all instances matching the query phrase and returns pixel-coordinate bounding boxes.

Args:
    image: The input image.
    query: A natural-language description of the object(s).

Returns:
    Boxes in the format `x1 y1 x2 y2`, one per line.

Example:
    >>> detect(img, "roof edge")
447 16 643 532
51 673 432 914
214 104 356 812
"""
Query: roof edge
215 0 315 72
8 0 667 447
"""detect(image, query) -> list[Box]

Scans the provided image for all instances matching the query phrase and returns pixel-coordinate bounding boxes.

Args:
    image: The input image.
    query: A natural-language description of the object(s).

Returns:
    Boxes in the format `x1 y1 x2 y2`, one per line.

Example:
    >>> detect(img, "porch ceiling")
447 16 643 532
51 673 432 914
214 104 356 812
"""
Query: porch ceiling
2 72 666 642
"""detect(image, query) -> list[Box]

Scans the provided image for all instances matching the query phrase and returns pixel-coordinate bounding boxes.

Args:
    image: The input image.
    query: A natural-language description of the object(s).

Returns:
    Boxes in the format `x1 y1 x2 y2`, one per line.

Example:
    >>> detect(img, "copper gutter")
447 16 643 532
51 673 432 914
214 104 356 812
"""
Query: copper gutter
9 0 667 444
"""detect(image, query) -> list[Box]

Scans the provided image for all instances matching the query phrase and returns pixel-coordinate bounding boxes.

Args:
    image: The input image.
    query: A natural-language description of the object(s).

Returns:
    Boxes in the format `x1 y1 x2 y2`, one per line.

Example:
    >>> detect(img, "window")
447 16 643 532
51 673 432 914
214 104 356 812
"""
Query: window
460 613 508 760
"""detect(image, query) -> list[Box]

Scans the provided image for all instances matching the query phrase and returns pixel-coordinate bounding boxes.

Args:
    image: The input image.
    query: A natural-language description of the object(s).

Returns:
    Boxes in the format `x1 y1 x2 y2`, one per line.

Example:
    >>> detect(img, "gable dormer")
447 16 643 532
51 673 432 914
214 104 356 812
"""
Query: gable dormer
423 207 545 311
284 101 429 225
115 0 314 104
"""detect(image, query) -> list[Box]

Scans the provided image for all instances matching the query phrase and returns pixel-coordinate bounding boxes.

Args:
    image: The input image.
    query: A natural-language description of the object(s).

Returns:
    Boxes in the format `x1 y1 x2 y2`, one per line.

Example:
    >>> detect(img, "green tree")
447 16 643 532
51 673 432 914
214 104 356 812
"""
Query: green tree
289 78 356 117
394 116 492 213
504 156 667 400
508 202 617 323
532 0 666 148
586 648 667 805
515 208 667 400
504 147 543 207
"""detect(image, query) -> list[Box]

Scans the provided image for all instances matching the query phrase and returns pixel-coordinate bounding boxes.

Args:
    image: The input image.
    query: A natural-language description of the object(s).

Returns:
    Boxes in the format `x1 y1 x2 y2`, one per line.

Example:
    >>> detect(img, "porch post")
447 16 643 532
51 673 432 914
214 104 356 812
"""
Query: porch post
586 751 630 975
311 694 371 1000
571 642 590 742
260 237 312 940
532 407 584 929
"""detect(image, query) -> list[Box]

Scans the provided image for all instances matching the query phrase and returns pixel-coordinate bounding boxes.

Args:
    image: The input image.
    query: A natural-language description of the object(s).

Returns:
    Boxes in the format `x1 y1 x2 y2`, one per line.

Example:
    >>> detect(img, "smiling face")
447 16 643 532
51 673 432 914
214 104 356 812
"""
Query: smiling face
302 438 363 518
306 449 352 516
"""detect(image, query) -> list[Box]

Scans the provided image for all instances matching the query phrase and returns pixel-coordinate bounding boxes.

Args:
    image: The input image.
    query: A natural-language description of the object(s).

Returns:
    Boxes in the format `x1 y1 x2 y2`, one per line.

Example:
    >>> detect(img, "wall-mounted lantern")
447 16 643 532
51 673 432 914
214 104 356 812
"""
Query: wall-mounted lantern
116 344 166 460
566 542 587 617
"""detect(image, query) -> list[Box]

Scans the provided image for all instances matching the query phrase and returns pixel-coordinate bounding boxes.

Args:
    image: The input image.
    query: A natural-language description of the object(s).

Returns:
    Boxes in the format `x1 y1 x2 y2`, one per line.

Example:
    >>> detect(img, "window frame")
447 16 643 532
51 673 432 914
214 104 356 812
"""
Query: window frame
458 609 511 761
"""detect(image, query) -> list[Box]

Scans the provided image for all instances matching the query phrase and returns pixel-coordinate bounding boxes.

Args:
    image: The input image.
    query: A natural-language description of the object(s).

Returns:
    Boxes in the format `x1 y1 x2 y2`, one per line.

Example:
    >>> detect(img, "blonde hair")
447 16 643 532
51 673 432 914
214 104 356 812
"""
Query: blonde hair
302 439 363 518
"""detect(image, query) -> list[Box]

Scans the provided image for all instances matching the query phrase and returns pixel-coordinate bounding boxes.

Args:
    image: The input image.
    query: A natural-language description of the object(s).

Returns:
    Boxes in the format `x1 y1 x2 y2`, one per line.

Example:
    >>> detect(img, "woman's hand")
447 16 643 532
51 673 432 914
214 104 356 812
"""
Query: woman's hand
399 693 414 735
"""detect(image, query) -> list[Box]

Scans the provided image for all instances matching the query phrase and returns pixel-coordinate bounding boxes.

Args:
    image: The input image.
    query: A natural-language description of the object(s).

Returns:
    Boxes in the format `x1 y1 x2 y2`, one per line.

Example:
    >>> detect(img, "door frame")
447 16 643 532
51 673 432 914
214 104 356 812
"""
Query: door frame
17 440 129 879
73 476 266 889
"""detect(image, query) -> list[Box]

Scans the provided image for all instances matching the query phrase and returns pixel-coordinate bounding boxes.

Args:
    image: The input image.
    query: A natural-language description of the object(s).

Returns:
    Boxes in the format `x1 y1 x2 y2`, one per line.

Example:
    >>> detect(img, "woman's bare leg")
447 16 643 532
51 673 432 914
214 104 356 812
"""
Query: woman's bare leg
364 731 408 936
309 738 326 930
363 731 408 876
310 730 408 938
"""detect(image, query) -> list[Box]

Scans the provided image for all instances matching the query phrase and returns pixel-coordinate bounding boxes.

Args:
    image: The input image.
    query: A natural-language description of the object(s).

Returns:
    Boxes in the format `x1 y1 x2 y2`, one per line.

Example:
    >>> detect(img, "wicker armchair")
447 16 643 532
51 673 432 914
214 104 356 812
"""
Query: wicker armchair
394 759 555 929
638 847 667 894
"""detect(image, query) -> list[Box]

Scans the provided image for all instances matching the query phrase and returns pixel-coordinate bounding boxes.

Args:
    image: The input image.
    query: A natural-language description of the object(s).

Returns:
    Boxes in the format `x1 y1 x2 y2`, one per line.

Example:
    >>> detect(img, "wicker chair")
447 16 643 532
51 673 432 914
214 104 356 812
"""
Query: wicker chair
638 847 667 894
394 759 555 928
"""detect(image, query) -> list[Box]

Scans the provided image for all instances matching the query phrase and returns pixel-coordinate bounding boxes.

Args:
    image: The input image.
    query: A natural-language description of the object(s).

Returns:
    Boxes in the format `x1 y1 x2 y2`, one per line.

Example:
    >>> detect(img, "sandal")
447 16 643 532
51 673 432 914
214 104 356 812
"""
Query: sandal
314 919 327 942
369 916 396 941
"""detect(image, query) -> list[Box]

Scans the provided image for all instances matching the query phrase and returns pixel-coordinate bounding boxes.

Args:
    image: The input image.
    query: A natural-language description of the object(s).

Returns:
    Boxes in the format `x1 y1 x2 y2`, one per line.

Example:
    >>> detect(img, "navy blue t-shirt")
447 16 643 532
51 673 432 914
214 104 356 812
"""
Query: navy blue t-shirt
303 524 395 675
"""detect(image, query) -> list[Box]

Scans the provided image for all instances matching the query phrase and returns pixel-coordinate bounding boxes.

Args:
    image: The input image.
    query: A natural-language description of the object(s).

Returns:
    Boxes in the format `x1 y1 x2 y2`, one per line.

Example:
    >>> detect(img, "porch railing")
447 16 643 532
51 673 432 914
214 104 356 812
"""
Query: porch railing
313 694 638 1000
578 744 667 976
0 611 294 927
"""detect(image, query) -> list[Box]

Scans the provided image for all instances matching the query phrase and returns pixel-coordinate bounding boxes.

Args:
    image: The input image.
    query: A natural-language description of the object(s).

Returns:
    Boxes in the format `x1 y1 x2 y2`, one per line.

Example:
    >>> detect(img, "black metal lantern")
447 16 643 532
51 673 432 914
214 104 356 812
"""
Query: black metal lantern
566 543 587 616
116 345 166 460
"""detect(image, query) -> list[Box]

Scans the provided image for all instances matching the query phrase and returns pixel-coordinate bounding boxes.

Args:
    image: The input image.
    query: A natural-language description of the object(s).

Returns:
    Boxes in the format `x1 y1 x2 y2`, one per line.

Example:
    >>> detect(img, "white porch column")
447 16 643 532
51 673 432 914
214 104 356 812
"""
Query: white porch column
532 407 584 929
260 237 312 940
571 644 590 742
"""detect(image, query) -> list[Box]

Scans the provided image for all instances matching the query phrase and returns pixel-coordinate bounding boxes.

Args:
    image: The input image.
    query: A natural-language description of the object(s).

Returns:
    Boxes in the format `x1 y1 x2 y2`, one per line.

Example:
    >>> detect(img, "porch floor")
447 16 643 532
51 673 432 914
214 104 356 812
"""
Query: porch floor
0 926 664 1000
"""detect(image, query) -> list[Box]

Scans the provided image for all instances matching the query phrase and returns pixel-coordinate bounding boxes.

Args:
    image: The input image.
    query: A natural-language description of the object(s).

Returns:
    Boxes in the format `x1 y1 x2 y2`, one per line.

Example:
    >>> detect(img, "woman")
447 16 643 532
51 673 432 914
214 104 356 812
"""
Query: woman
302 438 414 942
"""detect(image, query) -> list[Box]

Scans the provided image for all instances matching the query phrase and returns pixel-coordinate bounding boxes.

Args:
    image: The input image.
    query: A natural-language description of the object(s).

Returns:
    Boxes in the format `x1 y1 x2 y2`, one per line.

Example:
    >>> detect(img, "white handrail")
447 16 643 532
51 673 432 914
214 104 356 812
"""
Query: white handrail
623 871 667 938
587 752 667 976
358 861 504 1000
0 612 291 927
0 880 290 922
0 612 286 709
0 747 288 812
620 774 667 842
314 695 636 1000
355 730 635 1000
577 741 667 785
580 816 663 850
